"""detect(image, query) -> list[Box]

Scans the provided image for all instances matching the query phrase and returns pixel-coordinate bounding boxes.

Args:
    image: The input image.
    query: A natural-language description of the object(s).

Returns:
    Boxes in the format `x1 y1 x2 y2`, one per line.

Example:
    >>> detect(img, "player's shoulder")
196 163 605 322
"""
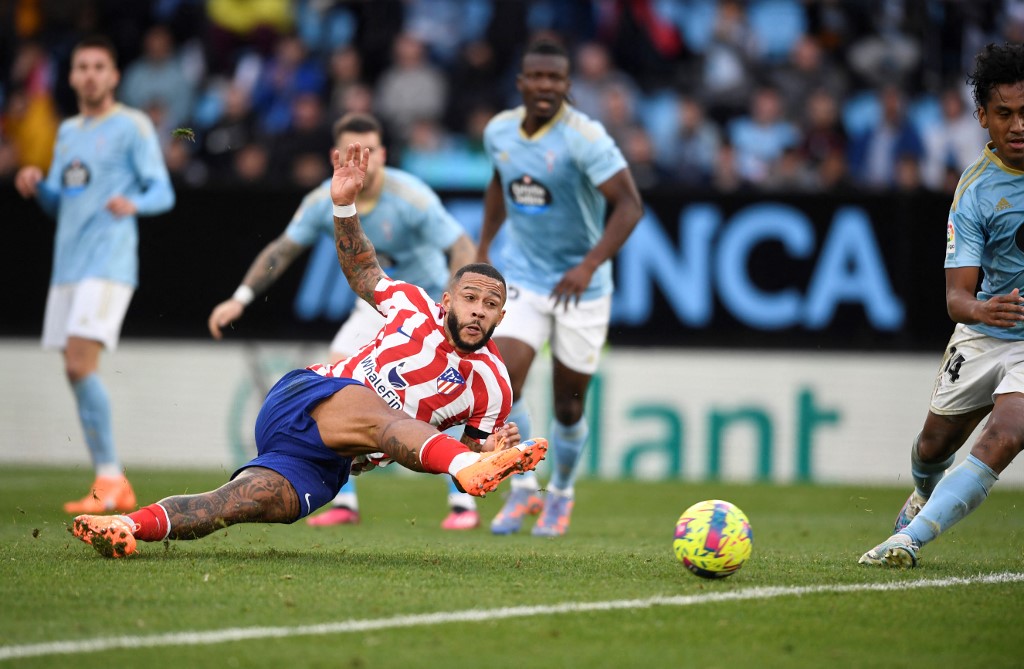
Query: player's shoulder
381 167 437 210
485 107 525 135
558 104 610 143
952 145 1013 213
109 103 157 135
380 276 431 303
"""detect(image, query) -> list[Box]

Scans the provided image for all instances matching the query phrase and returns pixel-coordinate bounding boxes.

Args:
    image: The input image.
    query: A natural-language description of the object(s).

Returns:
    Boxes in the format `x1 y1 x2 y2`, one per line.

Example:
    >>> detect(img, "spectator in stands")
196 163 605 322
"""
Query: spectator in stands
727 85 800 185
921 86 989 192
375 31 448 145
338 82 375 117
400 111 492 191
760 146 818 192
119 24 195 134
669 96 721 188
711 141 747 193
619 124 672 190
700 0 759 123
569 41 641 125
770 34 849 122
327 45 365 120
599 79 639 150
197 82 262 183
268 91 332 188
444 39 505 135
205 0 293 75
2 41 59 171
845 0 923 88
800 88 848 180
848 84 925 190
597 0 685 90
403 0 493 66
250 33 326 136
230 142 270 185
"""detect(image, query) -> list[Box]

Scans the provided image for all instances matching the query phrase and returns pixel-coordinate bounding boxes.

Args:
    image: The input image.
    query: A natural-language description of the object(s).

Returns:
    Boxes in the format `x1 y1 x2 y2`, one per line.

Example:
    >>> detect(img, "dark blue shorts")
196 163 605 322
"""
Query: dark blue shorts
232 369 360 521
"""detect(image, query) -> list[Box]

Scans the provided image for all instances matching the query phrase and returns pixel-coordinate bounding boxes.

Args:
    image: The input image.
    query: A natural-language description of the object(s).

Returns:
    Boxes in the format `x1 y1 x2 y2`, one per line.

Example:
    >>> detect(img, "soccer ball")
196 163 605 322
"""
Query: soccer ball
673 499 753 579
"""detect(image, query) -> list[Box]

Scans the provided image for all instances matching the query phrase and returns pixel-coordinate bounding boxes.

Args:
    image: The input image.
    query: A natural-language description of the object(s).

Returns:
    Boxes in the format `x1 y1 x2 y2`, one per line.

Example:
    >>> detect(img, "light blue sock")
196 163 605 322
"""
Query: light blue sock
910 435 956 497
901 454 998 547
548 416 588 494
72 374 118 472
506 398 539 489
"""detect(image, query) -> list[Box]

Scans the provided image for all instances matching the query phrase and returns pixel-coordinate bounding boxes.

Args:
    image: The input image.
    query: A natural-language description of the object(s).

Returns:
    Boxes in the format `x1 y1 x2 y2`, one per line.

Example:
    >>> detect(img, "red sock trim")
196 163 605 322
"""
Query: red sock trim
127 503 170 542
419 434 470 474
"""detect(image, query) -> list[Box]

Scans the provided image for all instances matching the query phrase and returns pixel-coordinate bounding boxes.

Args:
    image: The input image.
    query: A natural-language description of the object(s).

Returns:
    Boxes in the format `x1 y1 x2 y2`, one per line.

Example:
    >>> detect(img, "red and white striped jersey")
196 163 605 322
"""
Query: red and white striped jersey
307 278 513 443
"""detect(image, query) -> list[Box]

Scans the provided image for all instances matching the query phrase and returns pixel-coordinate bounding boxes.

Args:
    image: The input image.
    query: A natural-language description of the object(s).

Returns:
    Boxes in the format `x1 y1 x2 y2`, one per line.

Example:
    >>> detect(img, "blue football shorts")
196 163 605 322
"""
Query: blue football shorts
232 369 360 521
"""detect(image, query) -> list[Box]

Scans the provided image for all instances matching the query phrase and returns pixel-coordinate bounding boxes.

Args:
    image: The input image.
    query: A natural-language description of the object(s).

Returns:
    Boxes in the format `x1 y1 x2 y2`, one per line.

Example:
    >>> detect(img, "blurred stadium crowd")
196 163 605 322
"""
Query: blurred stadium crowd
0 0 1019 194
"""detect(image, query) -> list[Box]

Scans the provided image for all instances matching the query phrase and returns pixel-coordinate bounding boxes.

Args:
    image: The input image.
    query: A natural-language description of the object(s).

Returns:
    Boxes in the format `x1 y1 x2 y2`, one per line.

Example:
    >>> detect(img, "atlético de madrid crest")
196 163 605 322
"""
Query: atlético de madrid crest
436 367 465 395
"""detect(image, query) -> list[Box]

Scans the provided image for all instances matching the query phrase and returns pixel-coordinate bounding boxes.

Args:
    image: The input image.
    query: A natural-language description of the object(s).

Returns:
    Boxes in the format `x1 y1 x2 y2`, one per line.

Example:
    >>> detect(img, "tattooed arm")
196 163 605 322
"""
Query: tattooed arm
240 234 307 295
208 235 308 339
331 143 385 306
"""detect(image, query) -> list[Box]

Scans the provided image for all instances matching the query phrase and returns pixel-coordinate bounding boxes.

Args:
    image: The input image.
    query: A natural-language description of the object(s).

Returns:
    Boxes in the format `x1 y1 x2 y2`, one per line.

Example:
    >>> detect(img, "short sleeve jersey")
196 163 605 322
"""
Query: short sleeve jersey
945 142 1024 340
285 167 465 300
307 278 513 438
45 103 172 286
483 103 628 299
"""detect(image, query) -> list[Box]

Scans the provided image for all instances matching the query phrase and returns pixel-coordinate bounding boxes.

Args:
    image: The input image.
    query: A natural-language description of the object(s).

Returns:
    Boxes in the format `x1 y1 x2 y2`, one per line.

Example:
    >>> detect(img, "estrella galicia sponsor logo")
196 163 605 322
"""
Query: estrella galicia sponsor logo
436 367 465 395
509 175 551 213
62 159 90 194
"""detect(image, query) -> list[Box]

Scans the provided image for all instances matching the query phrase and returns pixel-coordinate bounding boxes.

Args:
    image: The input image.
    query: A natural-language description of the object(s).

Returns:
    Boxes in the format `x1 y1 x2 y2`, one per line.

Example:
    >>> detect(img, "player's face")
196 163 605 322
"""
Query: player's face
69 47 119 111
517 53 570 123
338 131 385 186
442 273 506 353
979 82 1024 170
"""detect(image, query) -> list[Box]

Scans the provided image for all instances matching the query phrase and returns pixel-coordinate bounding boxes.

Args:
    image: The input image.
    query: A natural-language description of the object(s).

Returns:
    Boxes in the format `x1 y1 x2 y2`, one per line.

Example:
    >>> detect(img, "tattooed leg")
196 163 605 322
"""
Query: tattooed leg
158 467 300 540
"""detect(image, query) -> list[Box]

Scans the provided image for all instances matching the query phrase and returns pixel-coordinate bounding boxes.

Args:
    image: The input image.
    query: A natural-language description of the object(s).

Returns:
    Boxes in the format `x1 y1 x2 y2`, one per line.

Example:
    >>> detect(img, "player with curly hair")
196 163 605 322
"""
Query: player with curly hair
860 42 1024 567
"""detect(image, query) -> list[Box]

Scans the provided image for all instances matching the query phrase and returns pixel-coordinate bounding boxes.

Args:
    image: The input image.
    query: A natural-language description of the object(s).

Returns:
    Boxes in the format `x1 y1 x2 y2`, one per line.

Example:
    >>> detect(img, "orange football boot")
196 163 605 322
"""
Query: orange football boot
70 515 138 558
455 438 547 497
63 475 137 514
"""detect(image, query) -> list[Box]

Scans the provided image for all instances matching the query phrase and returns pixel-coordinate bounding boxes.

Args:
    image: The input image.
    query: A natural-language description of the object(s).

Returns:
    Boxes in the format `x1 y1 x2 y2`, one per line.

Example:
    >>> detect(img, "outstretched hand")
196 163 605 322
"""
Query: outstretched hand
331 143 370 208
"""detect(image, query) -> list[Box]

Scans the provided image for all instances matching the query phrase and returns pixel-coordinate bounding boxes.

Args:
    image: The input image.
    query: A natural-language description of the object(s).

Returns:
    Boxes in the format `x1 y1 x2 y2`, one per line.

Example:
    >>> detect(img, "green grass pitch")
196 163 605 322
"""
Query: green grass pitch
1 466 1021 668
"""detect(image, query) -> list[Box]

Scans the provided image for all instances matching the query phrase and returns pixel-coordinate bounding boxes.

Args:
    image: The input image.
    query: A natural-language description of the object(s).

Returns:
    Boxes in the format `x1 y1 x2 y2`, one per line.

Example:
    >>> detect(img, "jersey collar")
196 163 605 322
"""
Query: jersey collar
518 103 568 141
984 141 1024 175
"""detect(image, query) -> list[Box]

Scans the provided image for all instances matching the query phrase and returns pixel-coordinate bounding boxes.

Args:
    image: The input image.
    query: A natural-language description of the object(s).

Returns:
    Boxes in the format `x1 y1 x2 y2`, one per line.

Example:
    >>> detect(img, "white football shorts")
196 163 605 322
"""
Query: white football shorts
930 323 1024 414
42 278 134 351
329 298 385 358
493 283 611 375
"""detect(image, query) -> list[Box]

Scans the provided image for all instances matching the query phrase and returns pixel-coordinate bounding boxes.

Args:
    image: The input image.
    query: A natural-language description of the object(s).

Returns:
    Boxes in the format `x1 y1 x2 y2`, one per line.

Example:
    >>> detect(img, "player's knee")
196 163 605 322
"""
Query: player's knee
917 428 966 462
552 397 584 425
974 424 1024 463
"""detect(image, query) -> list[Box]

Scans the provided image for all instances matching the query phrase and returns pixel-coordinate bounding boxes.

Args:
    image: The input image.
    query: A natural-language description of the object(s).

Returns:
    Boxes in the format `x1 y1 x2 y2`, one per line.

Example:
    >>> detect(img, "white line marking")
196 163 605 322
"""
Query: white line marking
3 572 1022 661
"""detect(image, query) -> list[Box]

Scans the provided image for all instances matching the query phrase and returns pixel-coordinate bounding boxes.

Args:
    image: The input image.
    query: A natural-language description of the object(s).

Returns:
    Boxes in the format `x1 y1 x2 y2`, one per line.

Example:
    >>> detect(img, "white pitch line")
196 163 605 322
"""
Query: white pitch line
3 572 1022 661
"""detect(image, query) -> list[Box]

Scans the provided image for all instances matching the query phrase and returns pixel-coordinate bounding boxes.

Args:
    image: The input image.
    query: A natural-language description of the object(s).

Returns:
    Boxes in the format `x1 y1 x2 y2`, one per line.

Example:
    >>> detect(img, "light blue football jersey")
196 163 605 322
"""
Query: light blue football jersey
36 103 175 287
945 142 1024 340
285 167 465 301
483 103 628 299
